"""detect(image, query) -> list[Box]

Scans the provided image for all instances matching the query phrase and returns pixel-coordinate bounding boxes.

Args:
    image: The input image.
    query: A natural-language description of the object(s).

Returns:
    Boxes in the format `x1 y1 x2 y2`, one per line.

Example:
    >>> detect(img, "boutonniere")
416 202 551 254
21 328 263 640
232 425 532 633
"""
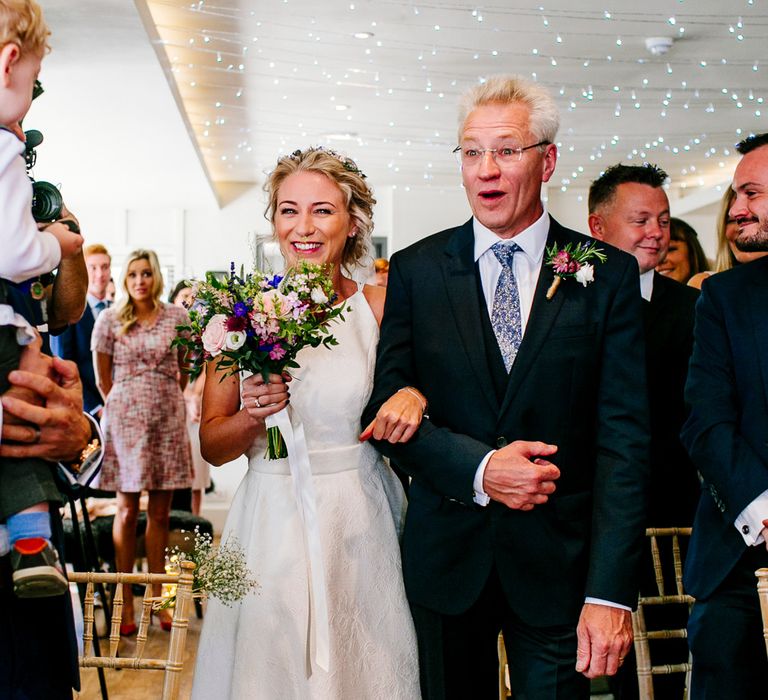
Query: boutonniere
544 241 607 300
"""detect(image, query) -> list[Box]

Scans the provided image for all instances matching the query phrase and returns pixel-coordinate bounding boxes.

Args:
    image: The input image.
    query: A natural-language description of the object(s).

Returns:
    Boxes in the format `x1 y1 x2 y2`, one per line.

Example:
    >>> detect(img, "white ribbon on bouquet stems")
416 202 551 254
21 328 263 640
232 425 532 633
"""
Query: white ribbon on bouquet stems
265 405 330 674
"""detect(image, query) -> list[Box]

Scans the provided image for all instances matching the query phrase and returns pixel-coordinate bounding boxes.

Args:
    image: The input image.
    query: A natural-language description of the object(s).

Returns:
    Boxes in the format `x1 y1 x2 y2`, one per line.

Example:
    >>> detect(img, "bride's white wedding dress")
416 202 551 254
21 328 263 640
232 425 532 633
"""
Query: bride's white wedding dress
191 286 421 699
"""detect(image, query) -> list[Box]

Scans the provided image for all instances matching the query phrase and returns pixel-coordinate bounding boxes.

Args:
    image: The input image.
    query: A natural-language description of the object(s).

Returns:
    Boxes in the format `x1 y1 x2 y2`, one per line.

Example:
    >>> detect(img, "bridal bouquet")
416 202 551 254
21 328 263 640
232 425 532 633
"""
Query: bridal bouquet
161 528 259 608
173 260 346 458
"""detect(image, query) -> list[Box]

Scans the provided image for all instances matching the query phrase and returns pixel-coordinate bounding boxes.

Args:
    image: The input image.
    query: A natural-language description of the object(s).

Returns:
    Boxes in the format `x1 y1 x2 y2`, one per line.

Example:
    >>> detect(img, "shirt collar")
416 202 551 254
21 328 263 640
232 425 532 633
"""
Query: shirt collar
87 293 108 308
473 207 550 263
639 269 655 302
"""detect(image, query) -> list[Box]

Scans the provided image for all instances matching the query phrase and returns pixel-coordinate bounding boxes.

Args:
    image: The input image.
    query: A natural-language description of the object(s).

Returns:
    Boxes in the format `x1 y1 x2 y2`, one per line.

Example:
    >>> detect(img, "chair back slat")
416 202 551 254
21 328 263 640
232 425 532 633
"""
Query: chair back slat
82 581 95 657
109 582 123 657
68 562 196 700
135 585 154 658
672 534 684 595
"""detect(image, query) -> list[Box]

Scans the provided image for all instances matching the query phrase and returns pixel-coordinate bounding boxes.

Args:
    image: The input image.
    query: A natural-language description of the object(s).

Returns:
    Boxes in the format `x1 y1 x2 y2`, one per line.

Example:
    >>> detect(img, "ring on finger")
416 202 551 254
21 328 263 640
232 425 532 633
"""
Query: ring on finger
31 426 41 444
255 396 262 408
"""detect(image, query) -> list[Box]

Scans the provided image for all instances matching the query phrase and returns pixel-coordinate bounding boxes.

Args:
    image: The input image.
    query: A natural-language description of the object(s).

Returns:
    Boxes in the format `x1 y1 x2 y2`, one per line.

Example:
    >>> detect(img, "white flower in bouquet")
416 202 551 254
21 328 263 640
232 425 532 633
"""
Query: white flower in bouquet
225 330 246 350
310 286 329 304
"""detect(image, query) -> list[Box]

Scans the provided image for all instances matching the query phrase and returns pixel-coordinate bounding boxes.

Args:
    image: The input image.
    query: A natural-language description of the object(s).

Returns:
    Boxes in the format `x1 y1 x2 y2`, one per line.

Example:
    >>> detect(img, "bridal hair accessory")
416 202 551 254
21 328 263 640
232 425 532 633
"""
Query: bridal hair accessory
544 241 607 300
289 146 367 180
173 260 347 459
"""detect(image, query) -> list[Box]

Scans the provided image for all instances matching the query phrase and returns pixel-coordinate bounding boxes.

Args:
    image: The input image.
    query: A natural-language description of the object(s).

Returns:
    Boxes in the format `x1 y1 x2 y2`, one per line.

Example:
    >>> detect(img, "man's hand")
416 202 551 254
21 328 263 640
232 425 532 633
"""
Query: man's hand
482 440 560 510
0 357 90 462
575 603 633 678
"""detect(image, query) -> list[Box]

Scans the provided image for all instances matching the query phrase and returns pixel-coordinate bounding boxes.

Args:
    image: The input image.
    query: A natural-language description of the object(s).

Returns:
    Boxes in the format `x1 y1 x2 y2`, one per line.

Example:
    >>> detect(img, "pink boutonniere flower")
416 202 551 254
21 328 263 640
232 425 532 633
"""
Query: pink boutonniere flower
544 242 607 300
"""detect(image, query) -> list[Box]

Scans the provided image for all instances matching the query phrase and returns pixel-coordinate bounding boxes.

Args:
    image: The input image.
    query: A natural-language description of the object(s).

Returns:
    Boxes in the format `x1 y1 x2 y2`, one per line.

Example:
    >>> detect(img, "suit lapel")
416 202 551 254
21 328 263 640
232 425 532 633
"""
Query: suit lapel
498 218 568 418
442 219 500 415
750 261 768 402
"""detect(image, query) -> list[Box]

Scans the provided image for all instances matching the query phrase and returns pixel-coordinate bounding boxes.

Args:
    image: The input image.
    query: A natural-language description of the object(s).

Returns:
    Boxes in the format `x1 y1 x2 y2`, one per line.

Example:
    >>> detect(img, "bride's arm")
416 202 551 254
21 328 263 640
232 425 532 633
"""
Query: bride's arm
200 359 289 465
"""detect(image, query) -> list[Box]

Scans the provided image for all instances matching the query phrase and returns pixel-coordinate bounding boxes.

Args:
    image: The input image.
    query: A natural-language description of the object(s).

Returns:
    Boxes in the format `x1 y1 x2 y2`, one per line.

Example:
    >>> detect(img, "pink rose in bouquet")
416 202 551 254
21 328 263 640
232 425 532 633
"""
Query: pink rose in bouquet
201 314 228 356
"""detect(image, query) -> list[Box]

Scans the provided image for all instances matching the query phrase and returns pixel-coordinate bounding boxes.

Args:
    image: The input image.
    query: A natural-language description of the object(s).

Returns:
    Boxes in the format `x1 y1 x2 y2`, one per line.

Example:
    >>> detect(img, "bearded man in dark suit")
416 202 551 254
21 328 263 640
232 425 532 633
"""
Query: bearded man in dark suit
681 132 768 698
363 75 651 700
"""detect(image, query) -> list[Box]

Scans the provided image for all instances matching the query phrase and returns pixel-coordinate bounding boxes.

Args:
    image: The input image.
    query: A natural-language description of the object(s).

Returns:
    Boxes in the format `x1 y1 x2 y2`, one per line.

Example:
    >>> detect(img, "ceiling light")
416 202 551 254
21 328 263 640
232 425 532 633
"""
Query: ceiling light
645 37 675 56
353 32 374 39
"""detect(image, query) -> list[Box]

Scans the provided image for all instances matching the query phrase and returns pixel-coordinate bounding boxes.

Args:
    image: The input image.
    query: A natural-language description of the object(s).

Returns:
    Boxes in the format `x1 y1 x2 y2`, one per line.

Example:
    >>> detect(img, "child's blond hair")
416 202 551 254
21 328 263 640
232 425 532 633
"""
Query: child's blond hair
0 0 50 55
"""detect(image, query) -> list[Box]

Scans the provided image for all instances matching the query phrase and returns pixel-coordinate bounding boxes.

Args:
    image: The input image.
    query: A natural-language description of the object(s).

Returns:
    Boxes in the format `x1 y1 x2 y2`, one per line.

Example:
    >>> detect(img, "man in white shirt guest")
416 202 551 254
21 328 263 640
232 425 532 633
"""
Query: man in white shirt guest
51 244 112 417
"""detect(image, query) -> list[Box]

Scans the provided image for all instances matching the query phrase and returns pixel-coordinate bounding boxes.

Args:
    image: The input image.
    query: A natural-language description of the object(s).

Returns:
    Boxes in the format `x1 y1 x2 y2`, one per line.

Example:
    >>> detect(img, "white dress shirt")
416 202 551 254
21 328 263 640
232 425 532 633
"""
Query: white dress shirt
471 209 550 505
639 269 654 302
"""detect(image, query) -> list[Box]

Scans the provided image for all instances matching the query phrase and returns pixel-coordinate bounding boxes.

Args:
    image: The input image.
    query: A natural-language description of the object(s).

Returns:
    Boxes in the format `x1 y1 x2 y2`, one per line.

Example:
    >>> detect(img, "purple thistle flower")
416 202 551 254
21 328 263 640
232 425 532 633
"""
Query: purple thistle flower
233 301 248 317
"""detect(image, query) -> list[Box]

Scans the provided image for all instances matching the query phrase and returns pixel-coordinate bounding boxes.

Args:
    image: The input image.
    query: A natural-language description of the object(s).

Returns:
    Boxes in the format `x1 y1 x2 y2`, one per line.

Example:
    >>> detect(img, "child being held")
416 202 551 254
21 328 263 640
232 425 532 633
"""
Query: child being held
0 0 83 597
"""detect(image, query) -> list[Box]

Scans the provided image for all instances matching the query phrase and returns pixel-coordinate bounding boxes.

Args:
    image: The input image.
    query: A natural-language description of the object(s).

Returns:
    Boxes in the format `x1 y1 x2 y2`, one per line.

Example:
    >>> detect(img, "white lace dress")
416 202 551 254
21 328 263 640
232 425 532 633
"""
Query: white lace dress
191 288 421 700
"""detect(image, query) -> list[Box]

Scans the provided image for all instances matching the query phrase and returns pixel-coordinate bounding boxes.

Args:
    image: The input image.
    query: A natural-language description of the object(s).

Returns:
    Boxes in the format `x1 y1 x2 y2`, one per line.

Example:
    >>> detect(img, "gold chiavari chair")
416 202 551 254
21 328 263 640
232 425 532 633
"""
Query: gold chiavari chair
632 527 693 699
68 560 195 700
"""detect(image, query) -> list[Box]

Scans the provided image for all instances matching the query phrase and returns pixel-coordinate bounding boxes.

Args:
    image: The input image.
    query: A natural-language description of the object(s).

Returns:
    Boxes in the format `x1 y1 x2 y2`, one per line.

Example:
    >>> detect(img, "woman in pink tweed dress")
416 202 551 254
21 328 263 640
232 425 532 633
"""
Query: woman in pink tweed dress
92 249 192 633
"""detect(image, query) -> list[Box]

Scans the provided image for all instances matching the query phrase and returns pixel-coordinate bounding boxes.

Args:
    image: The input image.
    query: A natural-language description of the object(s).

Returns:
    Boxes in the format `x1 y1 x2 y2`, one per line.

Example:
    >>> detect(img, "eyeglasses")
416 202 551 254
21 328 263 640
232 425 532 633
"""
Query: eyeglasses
452 140 551 167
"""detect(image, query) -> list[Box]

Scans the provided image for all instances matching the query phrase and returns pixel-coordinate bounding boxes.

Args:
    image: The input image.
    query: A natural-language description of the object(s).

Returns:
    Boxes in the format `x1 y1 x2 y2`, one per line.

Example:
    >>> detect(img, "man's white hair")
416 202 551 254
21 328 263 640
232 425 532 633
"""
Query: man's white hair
457 75 560 144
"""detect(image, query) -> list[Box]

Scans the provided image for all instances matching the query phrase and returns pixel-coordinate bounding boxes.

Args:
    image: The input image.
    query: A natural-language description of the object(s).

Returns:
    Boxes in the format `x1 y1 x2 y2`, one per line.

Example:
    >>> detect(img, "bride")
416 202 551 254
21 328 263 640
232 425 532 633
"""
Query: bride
191 147 423 699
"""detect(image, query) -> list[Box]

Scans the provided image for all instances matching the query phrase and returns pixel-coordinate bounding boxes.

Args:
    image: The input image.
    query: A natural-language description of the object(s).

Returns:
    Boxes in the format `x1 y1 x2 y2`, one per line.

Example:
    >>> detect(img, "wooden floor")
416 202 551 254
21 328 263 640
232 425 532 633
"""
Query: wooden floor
74 601 204 700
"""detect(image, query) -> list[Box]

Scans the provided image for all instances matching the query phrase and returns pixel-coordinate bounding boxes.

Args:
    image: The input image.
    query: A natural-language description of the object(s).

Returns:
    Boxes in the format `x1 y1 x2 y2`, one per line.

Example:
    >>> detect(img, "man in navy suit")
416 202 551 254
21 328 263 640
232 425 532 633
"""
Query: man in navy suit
364 76 650 699
50 243 111 417
682 132 768 697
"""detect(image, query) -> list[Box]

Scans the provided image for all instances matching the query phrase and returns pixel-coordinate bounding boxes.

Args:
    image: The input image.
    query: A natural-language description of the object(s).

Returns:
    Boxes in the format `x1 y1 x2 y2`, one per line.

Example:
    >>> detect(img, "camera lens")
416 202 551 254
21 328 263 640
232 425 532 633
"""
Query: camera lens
31 180 63 222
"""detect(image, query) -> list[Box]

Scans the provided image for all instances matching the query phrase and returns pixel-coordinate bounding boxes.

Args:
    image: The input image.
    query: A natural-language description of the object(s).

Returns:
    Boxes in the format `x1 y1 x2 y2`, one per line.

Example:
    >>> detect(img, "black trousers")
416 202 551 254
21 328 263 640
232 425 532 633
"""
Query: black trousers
688 546 768 699
411 567 589 700
0 505 78 699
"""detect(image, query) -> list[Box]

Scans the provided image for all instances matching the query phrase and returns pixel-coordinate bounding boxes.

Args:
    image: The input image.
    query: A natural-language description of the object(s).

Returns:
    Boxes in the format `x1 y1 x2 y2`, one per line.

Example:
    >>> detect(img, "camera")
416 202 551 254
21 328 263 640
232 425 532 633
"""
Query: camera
23 128 64 223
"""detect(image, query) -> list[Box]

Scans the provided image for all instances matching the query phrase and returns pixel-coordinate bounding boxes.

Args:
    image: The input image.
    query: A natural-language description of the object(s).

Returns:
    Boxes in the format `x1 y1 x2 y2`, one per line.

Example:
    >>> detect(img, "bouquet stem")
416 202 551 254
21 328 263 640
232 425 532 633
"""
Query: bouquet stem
265 426 288 459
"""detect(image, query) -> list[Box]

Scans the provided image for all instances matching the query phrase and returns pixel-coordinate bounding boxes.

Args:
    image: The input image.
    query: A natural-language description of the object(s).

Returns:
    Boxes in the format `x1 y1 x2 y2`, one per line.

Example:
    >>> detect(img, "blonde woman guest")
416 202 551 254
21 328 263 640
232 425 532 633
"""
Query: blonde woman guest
169 279 211 515
92 250 192 634
191 147 424 699
689 189 768 288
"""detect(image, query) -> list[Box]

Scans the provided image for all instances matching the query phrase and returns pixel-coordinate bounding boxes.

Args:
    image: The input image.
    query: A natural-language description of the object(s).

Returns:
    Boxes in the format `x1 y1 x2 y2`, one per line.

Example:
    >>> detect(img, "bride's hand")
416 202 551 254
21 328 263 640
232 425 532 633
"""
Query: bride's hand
360 387 426 444
242 372 291 421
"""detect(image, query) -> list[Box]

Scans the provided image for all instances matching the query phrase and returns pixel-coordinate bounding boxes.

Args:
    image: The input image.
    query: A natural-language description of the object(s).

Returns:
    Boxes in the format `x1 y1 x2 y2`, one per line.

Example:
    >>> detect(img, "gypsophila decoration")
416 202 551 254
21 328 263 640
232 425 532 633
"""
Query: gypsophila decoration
162 528 258 608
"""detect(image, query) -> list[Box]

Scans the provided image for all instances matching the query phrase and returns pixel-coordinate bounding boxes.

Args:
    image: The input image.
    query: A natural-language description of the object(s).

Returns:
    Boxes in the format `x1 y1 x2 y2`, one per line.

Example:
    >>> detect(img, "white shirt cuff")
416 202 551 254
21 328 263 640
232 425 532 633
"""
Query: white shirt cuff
735 489 768 546
473 451 495 506
585 597 631 612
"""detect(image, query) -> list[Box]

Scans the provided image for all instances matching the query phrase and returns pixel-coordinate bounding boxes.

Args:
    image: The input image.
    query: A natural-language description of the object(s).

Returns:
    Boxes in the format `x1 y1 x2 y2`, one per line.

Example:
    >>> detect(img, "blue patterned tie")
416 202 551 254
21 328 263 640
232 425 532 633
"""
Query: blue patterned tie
491 242 523 372
94 300 107 318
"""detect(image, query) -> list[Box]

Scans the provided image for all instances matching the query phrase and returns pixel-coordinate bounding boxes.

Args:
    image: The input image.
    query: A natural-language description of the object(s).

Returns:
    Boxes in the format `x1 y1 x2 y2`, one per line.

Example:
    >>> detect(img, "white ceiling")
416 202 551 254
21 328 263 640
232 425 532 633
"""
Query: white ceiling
32 1 768 208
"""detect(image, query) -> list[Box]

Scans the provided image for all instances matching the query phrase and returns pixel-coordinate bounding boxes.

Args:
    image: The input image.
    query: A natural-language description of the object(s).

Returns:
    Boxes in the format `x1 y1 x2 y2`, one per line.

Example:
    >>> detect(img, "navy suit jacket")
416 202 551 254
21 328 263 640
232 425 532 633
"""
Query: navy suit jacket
644 273 700 526
363 217 651 625
50 303 101 413
681 257 768 600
